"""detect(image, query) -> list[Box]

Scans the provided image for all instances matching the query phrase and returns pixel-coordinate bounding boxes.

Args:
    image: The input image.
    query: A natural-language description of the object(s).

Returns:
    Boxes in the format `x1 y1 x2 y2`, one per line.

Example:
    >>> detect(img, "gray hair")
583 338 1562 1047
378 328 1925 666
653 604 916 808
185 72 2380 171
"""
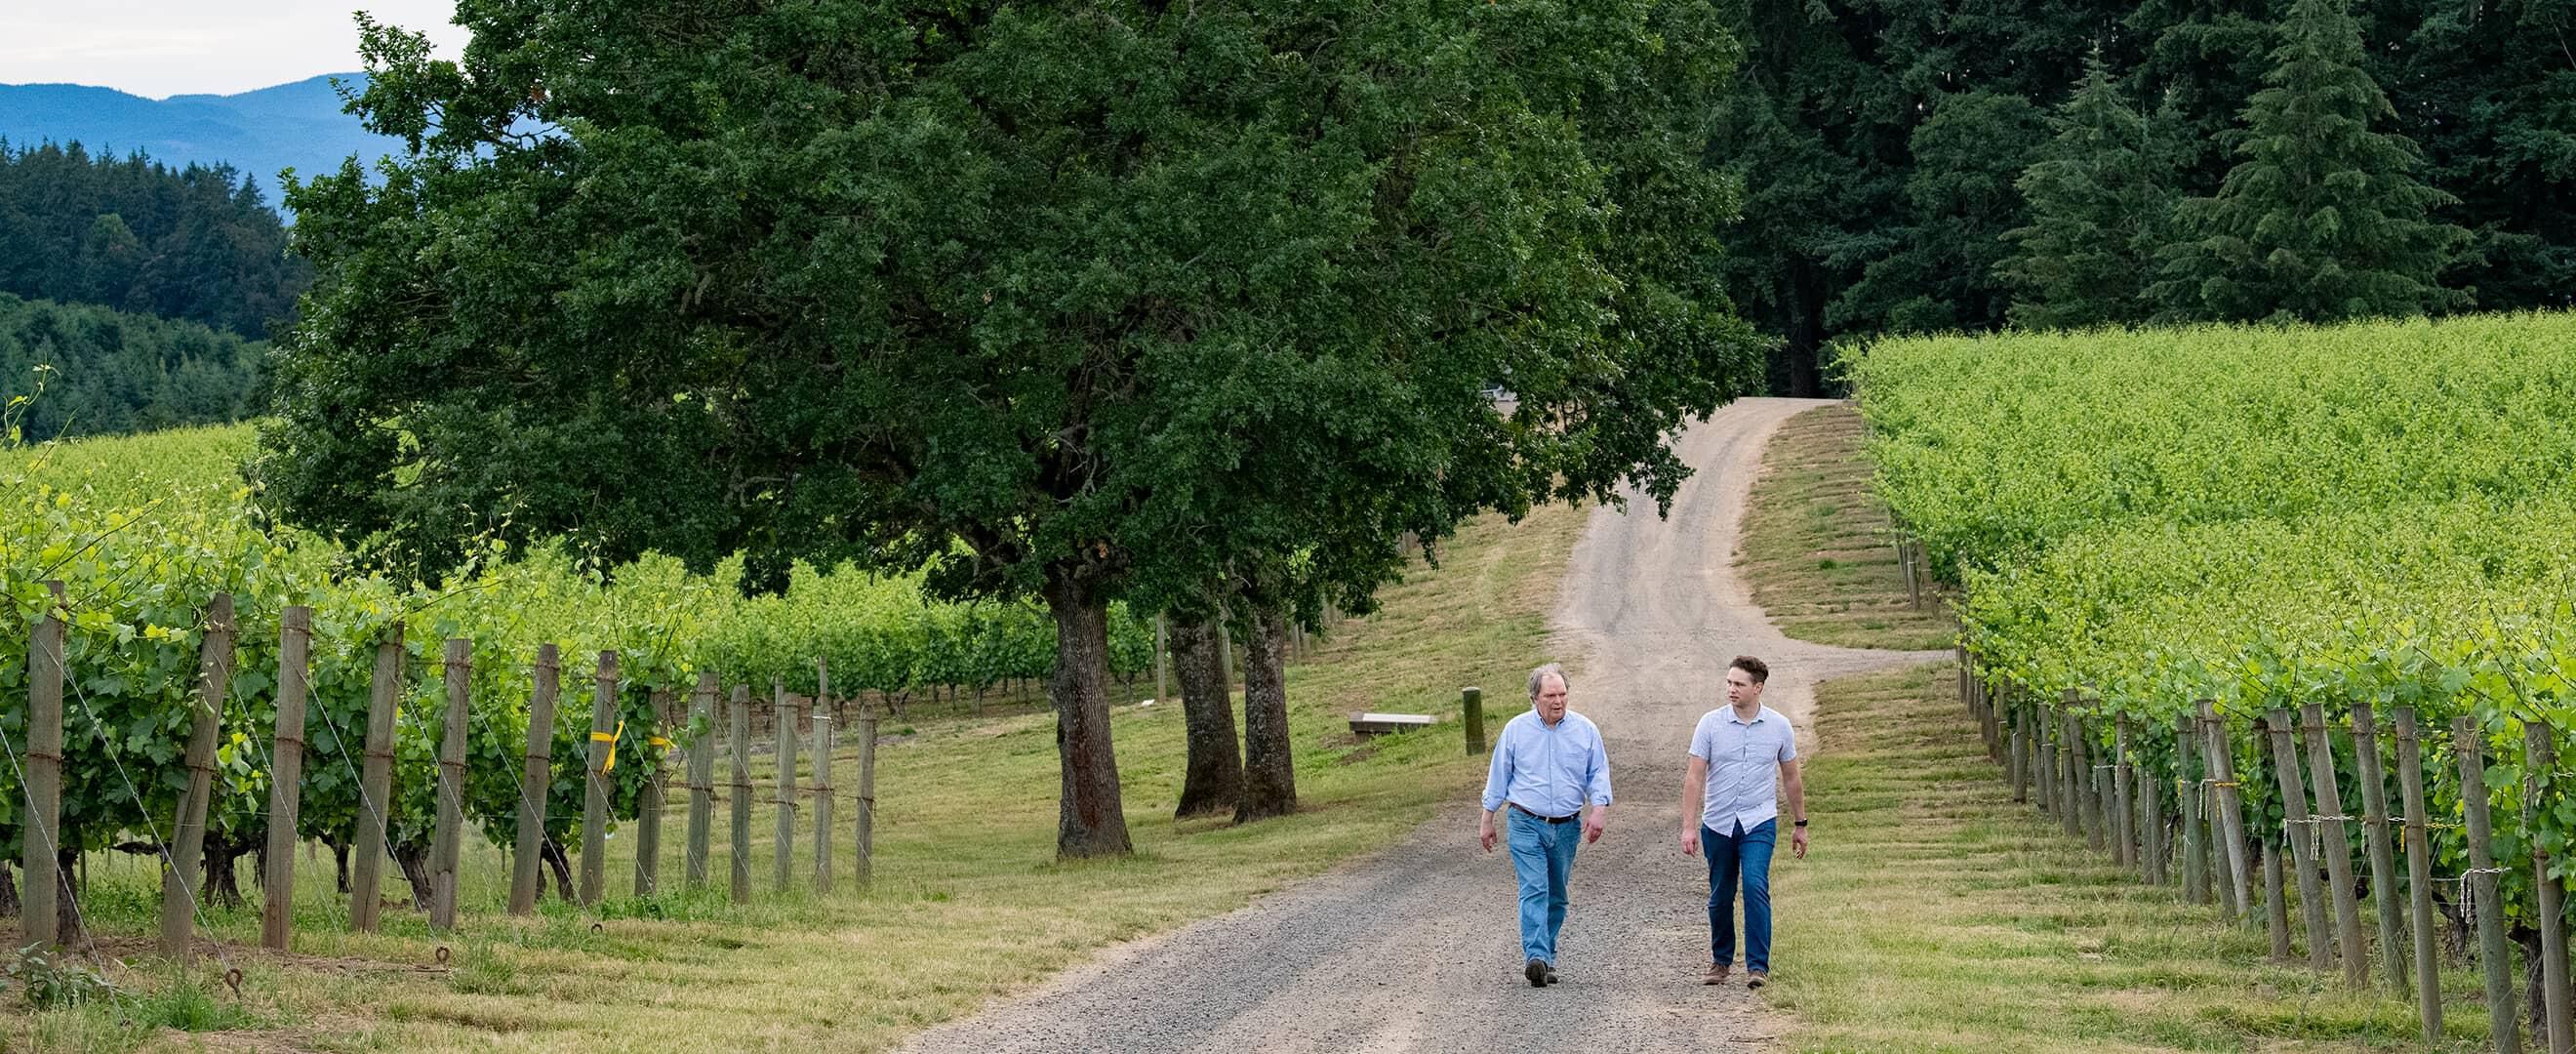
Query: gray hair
1527 663 1570 699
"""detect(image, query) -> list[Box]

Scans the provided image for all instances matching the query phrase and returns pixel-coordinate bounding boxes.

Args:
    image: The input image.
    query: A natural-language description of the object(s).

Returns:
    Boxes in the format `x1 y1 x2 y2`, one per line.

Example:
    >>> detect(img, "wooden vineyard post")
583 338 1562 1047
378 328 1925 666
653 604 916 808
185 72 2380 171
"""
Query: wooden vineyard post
350 623 403 933
1980 676 2001 763
686 672 716 889
1464 687 1486 754
2178 713 2208 905
1900 538 1923 610
730 684 752 903
856 696 878 886
2059 698 2083 839
2299 704 2366 988
2113 716 2135 868
2349 700 2408 999
2395 708 2441 1042
2457 716 2522 1054
262 605 314 951
2202 701 2254 920
2034 698 2057 819
2524 719 2573 1054
163 593 233 960
814 654 835 894
774 679 798 894
2073 708 2104 851
511 644 561 915
1958 647 1972 721
2265 708 2332 972
22 581 64 949
580 651 617 907
813 710 835 894
2139 730 2166 886
2263 840 2292 961
2008 689 2029 804
636 687 672 897
430 638 471 932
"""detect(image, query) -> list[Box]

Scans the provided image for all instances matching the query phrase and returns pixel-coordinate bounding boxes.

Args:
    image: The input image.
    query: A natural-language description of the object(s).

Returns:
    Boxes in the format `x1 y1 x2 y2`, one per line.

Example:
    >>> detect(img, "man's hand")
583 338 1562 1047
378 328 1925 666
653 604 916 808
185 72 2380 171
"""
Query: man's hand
1479 814 1499 853
1679 825 1700 857
1583 812 1606 845
1791 825 1809 860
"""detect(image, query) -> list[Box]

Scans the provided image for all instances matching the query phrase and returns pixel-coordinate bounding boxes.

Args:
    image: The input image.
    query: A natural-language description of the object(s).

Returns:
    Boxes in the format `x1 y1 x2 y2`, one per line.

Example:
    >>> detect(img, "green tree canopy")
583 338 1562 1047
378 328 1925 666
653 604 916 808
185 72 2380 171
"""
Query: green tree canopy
1831 89 2047 337
259 0 1755 859
2149 0 2471 323
1998 53 2182 330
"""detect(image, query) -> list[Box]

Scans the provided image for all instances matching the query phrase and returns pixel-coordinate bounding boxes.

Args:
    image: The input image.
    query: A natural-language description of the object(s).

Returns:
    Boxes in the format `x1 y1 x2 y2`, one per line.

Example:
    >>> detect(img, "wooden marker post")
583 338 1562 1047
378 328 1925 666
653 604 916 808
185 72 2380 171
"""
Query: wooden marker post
163 594 234 959
262 606 314 951
510 645 562 915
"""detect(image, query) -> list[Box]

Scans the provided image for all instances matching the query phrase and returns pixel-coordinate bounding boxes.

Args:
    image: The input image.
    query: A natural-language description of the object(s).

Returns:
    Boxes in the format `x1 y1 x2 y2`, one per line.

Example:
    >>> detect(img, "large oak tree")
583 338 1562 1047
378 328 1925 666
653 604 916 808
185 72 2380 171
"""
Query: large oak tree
260 0 1756 860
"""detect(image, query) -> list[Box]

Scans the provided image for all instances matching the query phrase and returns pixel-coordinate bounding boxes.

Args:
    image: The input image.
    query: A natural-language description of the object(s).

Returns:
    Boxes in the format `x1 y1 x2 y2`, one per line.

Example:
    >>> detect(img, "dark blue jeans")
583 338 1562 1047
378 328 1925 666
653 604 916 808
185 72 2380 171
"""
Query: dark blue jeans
1702 818 1777 972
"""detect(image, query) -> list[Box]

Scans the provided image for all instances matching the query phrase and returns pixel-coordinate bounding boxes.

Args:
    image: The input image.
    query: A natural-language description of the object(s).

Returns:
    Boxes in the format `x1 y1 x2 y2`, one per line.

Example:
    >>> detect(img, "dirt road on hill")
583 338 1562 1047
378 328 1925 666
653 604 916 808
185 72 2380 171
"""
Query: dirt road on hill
903 397 1952 1054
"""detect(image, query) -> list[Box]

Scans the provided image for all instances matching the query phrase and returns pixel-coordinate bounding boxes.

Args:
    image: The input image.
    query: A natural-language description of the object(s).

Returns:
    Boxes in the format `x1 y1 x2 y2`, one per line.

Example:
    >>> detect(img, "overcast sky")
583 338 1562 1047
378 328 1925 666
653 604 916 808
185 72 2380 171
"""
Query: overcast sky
5 1 470 98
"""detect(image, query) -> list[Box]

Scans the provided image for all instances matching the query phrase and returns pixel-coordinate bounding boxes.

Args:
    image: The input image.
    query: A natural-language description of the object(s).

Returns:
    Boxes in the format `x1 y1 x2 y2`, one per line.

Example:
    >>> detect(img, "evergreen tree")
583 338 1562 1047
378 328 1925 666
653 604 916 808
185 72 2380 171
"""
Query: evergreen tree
1999 53 2182 329
1831 89 2048 337
0 293 266 441
2150 0 2470 323
2376 1 2576 309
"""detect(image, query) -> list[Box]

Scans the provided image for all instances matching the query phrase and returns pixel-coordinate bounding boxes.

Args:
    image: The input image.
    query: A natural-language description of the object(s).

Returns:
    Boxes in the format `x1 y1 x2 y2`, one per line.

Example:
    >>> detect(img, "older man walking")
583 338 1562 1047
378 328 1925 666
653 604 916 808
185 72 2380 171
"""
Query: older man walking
1478 662 1612 988
1678 655 1806 990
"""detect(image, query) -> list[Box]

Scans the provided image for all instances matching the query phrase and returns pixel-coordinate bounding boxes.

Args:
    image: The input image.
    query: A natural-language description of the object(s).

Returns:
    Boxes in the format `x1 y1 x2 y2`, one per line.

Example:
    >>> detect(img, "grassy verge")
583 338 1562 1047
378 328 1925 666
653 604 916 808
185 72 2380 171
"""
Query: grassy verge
1769 667 2496 1053
0 504 1585 1053
1736 404 1952 651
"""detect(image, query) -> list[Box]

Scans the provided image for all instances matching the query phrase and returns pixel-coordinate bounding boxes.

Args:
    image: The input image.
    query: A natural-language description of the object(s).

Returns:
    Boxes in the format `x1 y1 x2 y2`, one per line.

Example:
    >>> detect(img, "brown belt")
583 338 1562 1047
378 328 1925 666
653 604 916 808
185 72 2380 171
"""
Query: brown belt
1509 802 1578 825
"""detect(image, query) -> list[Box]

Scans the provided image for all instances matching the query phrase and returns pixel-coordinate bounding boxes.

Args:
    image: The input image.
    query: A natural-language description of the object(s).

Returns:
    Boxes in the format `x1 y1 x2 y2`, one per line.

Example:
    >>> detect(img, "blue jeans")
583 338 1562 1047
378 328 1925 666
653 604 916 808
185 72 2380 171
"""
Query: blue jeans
1703 818 1777 972
1507 808 1583 964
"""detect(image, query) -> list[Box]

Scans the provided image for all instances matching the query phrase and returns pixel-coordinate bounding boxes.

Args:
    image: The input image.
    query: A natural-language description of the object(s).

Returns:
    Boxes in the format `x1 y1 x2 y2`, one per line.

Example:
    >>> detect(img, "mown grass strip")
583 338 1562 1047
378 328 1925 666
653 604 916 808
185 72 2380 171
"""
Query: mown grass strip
1771 666 2498 1053
1736 404 1953 652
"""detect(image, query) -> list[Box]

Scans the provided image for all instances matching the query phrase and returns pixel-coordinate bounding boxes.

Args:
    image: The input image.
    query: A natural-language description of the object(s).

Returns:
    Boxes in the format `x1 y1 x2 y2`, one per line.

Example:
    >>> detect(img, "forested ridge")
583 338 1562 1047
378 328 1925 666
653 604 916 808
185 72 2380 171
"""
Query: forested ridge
0 141 307 340
0 294 266 442
0 142 299 439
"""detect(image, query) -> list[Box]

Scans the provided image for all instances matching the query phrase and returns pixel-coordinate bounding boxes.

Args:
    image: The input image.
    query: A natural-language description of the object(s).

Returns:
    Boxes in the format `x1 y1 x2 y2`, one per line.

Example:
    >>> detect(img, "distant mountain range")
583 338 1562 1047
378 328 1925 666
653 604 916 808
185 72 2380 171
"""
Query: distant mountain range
0 74 406 213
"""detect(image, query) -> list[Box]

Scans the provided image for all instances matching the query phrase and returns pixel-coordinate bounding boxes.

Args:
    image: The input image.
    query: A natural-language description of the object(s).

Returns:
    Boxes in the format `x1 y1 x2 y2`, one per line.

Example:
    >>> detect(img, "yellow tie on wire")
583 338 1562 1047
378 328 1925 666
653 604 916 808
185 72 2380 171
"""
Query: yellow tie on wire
592 720 624 773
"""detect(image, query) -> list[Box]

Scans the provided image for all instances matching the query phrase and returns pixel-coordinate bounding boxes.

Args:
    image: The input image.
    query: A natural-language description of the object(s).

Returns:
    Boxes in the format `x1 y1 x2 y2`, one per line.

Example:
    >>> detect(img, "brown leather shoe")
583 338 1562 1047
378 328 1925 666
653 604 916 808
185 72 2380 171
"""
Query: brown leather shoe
1747 969 1768 990
1704 962 1730 986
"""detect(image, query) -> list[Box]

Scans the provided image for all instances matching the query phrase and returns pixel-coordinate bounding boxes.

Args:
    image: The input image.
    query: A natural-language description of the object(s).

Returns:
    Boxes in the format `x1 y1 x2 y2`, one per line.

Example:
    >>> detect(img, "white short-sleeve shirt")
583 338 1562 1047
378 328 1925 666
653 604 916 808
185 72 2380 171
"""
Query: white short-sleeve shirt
1688 705 1797 834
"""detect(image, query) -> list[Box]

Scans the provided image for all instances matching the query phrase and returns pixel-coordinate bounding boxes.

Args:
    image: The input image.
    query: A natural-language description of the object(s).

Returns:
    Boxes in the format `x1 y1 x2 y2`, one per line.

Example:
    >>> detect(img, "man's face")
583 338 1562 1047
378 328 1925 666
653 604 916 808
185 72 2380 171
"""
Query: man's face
1725 669 1762 709
1535 673 1569 723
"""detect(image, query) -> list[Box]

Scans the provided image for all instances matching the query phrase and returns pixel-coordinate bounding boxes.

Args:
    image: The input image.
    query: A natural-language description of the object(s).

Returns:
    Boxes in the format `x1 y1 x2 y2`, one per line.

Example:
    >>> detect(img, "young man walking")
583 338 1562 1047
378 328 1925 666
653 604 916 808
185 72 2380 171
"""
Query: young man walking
1479 662 1611 988
1678 655 1806 989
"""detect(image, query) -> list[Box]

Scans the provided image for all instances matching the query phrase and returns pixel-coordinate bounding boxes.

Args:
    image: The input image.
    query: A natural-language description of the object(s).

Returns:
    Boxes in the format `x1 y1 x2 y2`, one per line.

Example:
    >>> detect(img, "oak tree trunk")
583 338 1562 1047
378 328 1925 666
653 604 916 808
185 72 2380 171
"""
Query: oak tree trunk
1172 618 1242 818
1235 605 1298 824
1044 566 1133 859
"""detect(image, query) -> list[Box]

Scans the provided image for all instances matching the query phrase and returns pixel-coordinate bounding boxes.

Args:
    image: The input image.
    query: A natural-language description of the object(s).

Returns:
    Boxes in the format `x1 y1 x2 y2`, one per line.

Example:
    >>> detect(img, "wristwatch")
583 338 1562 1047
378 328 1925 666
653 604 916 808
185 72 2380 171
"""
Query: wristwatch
1793 819 1809 828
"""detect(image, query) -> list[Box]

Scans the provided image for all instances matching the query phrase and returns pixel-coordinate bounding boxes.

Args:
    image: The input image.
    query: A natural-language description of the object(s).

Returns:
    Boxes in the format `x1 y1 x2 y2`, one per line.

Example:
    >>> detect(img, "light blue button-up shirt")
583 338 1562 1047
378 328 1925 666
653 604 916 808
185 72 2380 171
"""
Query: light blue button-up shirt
1481 709 1613 818
1690 705 1797 833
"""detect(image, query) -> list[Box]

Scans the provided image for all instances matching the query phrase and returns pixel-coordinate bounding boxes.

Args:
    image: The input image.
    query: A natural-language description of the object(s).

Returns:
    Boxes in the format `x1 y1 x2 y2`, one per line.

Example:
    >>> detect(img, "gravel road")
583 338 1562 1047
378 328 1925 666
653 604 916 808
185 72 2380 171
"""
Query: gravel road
903 396 1952 1053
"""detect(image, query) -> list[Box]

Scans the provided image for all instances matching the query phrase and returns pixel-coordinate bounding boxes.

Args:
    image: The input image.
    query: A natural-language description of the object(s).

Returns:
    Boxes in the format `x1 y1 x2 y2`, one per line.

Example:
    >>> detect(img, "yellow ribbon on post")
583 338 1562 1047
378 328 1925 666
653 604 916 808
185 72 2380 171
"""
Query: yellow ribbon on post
592 719 624 774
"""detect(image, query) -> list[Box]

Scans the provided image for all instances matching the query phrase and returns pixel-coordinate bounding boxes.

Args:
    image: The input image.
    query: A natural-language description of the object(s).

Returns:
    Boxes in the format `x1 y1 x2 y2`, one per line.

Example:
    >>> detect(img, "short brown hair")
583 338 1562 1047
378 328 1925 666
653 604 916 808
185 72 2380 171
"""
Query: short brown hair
1729 656 1769 684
